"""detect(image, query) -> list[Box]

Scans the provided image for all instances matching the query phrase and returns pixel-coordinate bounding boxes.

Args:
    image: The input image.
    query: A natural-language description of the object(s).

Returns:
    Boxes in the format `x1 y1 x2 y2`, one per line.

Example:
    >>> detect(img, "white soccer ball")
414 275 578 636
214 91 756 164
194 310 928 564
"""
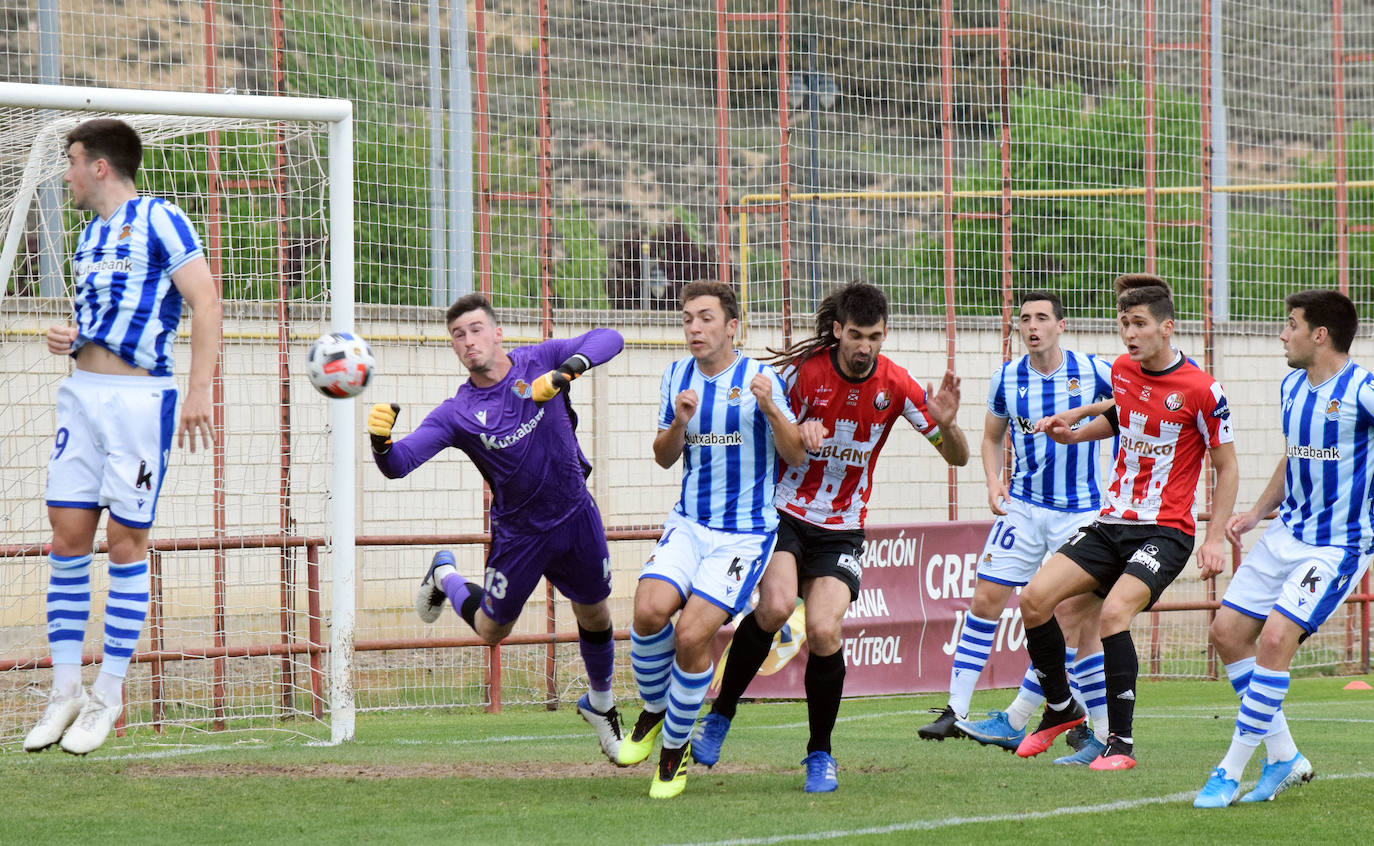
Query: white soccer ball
306 331 375 398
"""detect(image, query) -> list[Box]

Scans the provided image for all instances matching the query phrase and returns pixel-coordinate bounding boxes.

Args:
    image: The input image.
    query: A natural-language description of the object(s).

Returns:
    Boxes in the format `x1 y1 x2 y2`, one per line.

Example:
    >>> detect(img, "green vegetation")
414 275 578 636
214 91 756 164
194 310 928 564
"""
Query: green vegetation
4 677 1373 845
762 80 1374 322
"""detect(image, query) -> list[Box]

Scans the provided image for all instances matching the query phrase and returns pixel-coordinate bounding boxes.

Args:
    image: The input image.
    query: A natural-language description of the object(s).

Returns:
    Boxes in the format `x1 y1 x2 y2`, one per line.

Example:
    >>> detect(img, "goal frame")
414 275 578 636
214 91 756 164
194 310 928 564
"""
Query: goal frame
0 81 359 744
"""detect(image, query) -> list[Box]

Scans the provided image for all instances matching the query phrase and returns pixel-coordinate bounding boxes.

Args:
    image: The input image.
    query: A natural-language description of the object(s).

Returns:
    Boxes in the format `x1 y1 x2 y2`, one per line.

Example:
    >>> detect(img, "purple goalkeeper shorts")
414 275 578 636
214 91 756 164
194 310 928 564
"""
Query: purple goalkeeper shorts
479 496 612 626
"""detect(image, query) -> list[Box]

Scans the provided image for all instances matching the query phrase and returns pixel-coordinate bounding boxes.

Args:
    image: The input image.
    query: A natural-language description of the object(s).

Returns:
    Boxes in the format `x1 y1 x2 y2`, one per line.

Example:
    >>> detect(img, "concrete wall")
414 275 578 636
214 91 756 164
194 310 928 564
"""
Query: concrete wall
0 303 1296 635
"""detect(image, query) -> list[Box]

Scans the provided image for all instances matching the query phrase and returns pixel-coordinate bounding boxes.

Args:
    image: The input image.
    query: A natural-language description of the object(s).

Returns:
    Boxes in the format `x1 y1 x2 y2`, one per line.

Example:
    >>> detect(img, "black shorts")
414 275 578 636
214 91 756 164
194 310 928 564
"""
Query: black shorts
774 509 865 601
1055 520 1195 610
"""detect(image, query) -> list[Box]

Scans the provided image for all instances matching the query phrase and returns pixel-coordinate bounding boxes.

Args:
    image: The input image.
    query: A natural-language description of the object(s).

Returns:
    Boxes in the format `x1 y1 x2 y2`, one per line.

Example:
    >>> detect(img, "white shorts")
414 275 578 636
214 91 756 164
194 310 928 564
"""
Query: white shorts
640 509 776 615
975 496 1099 587
46 369 179 530
1222 520 1371 635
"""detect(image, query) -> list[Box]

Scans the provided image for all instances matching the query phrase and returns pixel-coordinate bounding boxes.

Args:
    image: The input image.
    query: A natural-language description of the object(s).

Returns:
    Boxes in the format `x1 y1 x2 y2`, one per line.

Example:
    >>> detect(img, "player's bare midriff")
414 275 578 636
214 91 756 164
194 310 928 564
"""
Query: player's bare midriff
74 342 149 377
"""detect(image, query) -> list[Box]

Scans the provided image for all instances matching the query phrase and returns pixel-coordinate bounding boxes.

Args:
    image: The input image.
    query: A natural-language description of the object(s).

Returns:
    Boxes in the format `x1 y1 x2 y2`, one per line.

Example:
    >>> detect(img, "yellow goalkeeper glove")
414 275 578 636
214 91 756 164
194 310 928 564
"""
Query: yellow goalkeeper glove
530 353 591 403
368 402 400 454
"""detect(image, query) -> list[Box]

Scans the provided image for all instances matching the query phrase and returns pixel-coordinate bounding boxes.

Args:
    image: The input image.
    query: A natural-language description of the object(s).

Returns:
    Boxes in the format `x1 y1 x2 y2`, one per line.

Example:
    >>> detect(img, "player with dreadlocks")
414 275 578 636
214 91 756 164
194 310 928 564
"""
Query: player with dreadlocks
689 281 968 792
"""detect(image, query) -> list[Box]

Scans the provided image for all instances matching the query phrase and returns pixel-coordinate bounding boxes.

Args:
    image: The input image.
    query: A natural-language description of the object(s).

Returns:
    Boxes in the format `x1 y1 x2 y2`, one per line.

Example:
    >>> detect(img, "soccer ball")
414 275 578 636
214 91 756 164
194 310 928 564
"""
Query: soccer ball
306 331 375 398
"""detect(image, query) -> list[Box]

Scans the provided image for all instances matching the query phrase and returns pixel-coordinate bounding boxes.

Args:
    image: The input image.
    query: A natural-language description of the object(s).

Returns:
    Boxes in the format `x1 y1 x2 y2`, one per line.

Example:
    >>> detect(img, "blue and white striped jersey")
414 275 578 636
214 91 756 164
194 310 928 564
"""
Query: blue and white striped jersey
1278 360 1374 552
69 196 204 377
658 350 797 534
987 349 1114 512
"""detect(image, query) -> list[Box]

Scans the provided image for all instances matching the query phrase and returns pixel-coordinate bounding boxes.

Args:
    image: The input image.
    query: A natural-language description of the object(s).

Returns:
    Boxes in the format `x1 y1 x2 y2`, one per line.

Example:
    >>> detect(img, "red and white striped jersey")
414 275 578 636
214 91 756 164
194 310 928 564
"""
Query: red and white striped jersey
774 349 942 530
1101 352 1234 534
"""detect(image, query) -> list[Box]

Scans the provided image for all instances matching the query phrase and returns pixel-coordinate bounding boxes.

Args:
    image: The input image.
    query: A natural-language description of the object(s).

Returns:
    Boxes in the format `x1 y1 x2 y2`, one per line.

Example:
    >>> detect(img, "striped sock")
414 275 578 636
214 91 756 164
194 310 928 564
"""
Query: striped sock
630 622 675 712
661 659 712 750
1073 651 1109 742
1225 657 1297 762
1064 646 1081 706
47 552 93 691
947 612 999 718
1220 667 1291 778
102 560 150 678
1004 663 1044 731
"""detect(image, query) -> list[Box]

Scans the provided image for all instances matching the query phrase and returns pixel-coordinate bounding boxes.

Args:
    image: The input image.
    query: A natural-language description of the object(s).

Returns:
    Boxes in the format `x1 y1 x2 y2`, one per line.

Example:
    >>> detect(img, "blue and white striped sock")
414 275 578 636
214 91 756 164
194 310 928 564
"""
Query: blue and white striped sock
1005 663 1044 730
662 659 713 750
947 612 998 718
1220 667 1291 778
47 552 93 692
1225 657 1296 762
1073 651 1108 742
630 622 675 712
101 560 150 678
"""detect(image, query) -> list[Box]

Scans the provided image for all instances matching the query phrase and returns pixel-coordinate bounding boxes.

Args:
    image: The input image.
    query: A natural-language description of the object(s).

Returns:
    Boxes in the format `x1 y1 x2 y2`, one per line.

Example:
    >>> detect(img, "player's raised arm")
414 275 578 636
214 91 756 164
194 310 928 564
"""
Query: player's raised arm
1033 397 1115 438
1039 400 1118 444
369 403 454 479
531 328 625 403
654 388 697 468
926 369 969 466
751 370 805 467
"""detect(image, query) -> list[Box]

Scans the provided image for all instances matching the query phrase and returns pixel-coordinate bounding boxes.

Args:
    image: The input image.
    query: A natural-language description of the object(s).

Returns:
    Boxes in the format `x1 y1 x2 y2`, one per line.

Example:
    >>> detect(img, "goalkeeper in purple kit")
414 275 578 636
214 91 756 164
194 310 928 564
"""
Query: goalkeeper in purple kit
366 293 626 762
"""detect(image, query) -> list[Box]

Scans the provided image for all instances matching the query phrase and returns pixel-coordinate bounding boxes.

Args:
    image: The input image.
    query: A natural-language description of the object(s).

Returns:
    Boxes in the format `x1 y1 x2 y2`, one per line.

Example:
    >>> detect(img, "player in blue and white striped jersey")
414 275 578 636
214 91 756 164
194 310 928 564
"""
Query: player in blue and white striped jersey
22 119 220 757
1196 289 1374 807
619 281 807 799
924 291 1115 763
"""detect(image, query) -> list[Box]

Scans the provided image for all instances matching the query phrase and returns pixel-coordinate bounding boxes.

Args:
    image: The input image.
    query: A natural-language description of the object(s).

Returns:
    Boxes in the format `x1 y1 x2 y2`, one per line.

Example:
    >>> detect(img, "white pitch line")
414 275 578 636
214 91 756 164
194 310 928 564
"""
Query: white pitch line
96 743 245 761
663 771 1374 846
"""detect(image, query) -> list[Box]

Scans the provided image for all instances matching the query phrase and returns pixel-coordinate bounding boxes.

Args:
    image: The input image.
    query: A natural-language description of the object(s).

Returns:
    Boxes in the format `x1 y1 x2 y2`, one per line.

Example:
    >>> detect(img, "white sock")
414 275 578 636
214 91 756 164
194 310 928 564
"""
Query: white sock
1004 663 1043 731
92 671 124 706
586 687 614 713
53 663 83 697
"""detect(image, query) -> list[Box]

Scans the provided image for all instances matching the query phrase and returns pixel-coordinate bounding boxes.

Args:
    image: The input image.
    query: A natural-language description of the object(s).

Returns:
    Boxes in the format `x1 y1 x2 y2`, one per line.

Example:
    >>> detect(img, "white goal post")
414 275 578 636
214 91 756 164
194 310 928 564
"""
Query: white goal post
0 82 359 744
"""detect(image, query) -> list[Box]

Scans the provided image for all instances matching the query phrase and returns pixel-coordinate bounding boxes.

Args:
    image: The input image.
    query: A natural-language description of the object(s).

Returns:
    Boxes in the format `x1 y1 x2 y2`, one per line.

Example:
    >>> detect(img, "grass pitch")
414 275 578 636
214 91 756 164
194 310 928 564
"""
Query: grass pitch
4 676 1372 845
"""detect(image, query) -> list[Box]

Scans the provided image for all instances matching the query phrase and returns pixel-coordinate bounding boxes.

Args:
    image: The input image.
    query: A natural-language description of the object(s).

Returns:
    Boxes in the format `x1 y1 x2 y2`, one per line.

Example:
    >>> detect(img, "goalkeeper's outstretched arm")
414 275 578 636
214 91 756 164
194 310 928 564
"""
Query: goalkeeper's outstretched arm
530 328 625 403
368 403 451 479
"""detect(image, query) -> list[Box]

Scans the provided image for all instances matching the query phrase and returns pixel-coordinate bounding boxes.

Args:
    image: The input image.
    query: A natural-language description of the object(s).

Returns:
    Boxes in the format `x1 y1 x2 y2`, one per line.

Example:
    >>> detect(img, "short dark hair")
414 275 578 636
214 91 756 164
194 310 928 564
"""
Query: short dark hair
445 292 497 327
1114 273 1174 322
1286 289 1358 354
831 281 888 328
681 280 739 323
1019 289 1064 321
65 118 142 182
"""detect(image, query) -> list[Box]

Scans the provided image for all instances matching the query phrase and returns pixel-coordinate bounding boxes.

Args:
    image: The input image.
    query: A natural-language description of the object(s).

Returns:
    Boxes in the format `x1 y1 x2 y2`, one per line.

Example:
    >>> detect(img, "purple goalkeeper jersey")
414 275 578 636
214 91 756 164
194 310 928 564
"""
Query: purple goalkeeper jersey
373 329 624 533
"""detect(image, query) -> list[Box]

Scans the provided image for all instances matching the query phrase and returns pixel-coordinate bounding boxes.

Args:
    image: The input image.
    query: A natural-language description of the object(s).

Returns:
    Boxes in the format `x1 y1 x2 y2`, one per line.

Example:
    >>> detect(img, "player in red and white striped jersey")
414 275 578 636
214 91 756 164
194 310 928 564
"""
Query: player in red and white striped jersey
1014 274 1239 771
689 282 968 792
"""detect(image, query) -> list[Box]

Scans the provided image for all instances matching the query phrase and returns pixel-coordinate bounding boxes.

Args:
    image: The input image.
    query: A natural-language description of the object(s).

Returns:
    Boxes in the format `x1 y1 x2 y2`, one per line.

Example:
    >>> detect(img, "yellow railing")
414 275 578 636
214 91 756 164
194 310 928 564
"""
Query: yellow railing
734 178 1374 309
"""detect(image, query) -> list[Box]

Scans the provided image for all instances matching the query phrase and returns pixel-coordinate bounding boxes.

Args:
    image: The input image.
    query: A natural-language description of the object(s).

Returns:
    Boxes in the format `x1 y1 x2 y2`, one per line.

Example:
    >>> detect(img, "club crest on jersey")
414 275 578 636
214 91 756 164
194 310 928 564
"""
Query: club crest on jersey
873 390 891 411
1325 398 1341 420
118 224 133 241
1066 377 1082 395
512 379 532 399
1164 391 1184 411
727 385 744 405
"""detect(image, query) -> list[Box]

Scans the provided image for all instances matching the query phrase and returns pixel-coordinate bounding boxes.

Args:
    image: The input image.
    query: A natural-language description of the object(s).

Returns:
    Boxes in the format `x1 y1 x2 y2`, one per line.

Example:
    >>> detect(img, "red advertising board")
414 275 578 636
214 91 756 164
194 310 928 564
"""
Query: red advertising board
708 521 1034 698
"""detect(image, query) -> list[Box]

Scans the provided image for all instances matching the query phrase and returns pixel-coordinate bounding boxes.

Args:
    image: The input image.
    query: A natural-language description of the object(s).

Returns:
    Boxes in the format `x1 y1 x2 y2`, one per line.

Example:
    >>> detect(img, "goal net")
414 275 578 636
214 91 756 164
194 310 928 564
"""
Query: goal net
0 82 359 746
